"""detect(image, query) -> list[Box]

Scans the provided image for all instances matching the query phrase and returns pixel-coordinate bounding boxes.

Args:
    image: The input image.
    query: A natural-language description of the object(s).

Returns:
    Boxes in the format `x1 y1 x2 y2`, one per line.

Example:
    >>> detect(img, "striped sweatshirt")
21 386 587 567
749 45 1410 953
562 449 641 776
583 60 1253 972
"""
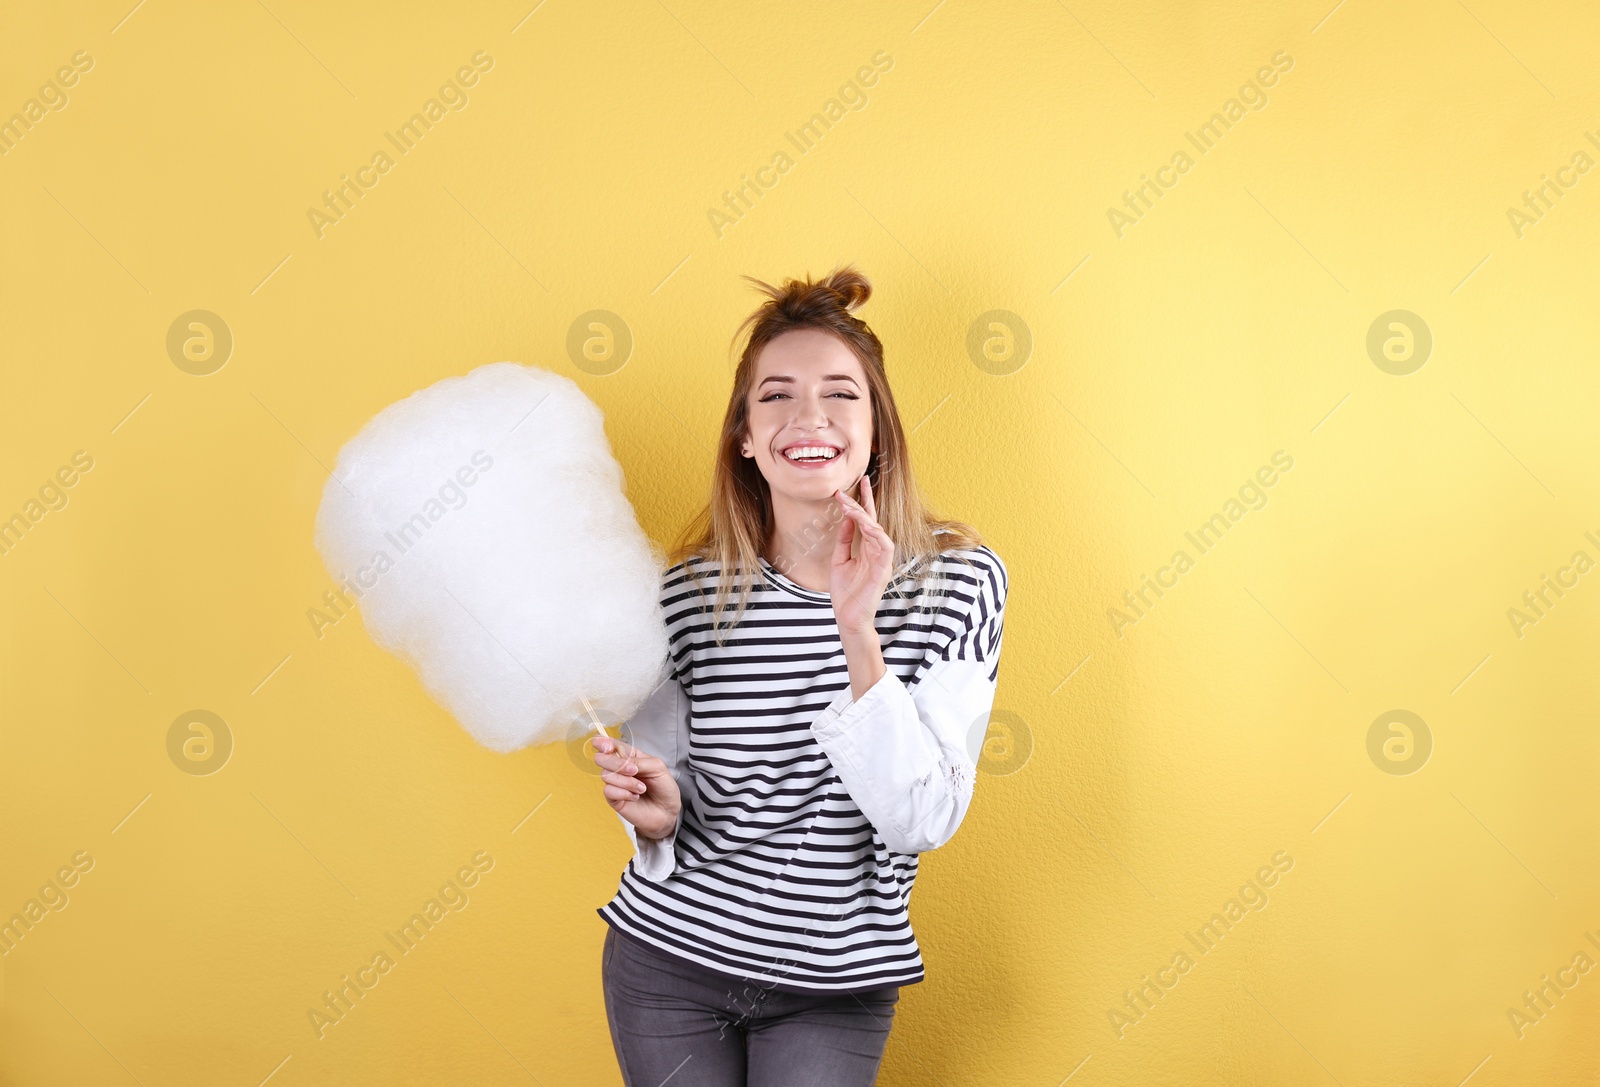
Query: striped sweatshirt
595 541 1008 994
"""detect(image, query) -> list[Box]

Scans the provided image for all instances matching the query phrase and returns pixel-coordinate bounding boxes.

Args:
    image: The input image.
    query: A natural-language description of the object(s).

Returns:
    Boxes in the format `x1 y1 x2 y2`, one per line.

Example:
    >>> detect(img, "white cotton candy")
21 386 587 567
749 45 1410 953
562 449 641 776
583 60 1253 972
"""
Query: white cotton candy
314 362 669 753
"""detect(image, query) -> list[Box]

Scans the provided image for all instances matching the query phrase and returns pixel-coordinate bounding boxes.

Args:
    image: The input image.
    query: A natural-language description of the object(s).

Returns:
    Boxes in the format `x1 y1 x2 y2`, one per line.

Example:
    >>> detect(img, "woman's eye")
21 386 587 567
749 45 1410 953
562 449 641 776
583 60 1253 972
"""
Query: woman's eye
757 390 858 402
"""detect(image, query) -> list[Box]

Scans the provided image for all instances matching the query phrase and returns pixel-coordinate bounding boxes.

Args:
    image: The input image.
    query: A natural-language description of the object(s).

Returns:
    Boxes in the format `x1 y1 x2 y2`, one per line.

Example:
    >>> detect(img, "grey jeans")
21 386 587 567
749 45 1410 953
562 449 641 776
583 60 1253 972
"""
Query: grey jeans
601 925 901 1086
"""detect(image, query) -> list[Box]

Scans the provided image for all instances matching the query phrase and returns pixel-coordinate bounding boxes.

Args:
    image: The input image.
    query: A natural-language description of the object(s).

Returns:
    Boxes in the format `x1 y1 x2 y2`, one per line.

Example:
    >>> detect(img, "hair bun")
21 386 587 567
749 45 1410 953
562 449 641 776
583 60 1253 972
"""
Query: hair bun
740 264 873 322
822 267 871 312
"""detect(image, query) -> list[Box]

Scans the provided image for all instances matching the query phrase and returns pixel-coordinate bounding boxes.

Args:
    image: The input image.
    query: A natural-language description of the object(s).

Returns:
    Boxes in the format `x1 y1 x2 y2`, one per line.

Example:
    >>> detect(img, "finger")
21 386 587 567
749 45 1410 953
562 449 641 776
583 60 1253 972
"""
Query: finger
592 747 641 774
863 522 895 557
859 509 889 547
604 783 642 803
841 501 885 535
625 753 664 777
839 504 889 546
591 735 638 758
601 770 646 793
837 492 882 533
836 498 873 525
832 497 856 564
845 532 893 586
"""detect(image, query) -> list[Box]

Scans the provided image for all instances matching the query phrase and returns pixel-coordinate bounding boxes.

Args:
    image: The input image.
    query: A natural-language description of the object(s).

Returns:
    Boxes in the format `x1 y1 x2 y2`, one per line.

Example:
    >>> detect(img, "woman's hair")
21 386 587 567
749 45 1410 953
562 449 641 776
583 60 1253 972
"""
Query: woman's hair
668 263 984 641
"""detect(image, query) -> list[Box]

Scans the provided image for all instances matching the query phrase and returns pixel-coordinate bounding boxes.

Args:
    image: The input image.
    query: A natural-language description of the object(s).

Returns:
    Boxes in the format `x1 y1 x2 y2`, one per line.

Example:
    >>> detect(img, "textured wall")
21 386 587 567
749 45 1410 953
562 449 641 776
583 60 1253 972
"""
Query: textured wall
2 1 1598 1084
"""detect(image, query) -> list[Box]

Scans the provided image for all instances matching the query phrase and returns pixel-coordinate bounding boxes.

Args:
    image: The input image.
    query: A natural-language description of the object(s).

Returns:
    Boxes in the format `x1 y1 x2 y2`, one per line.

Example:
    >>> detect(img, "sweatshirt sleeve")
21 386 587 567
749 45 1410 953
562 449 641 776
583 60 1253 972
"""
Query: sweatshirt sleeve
809 550 1008 855
613 652 695 883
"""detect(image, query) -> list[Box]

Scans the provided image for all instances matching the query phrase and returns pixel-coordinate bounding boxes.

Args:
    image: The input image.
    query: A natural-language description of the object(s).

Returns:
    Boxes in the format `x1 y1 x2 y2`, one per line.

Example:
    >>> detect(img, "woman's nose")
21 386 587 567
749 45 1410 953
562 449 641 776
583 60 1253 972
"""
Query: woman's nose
790 395 829 427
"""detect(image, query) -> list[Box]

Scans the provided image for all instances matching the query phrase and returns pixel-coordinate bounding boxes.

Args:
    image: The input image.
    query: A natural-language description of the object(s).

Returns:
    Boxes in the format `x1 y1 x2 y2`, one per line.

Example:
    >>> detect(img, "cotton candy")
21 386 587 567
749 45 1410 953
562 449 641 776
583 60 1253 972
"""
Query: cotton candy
314 362 669 753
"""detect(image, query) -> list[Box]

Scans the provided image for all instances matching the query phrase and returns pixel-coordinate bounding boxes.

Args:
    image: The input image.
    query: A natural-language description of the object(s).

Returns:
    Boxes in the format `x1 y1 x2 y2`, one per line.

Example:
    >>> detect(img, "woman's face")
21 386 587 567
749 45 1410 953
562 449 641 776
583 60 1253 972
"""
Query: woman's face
741 328 874 504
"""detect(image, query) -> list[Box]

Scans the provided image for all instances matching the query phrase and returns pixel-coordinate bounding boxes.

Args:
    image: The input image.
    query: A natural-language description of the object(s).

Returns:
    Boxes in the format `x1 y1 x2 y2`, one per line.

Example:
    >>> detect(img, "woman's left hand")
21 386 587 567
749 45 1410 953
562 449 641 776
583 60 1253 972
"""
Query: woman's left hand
829 474 895 635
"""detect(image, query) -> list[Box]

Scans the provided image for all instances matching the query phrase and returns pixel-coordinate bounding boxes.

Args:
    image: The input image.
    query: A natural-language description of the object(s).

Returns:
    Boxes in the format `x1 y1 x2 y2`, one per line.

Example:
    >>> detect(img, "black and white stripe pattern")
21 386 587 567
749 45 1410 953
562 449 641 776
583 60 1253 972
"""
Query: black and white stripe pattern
597 543 1008 993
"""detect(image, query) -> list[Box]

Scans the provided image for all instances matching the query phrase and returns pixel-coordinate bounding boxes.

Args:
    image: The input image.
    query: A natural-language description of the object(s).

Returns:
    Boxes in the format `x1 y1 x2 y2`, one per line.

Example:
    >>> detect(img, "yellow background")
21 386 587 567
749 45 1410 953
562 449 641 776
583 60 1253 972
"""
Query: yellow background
3 0 1598 1083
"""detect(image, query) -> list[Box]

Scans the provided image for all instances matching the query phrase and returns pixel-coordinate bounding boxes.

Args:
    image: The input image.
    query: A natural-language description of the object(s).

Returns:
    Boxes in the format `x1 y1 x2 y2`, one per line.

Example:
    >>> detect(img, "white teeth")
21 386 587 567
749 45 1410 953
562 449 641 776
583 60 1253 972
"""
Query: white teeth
784 446 839 462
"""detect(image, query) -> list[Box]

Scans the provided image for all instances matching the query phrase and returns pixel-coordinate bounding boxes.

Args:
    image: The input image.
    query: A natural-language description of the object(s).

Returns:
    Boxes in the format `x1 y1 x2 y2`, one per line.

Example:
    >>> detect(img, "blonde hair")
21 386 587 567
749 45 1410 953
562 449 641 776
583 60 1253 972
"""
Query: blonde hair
668 264 984 642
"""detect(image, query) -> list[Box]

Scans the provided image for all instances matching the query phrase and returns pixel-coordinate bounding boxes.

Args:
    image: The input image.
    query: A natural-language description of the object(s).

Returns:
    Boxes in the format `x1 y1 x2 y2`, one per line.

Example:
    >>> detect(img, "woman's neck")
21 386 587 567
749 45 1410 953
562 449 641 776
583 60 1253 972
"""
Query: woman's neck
764 490 852 592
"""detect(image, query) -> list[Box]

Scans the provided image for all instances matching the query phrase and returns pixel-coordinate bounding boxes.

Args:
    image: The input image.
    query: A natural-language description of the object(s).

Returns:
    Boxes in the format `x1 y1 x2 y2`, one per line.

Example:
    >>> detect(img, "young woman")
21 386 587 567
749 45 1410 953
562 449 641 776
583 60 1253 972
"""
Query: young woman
591 265 1008 1086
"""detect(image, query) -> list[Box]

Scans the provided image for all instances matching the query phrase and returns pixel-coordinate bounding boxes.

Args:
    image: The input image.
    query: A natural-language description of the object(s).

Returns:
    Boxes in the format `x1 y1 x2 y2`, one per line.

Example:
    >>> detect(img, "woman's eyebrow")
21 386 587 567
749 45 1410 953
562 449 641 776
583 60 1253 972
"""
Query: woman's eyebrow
757 374 861 388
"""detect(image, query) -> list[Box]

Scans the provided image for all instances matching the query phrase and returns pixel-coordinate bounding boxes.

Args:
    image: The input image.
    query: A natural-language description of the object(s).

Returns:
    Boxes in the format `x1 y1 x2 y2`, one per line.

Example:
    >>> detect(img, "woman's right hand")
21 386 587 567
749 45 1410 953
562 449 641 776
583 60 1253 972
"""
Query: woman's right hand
590 733 682 841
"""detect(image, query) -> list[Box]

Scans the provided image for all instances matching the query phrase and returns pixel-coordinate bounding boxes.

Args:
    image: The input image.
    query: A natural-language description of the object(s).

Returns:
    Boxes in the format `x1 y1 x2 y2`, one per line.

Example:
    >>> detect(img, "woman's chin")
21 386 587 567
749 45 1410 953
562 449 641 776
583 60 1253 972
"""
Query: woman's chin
770 475 847 502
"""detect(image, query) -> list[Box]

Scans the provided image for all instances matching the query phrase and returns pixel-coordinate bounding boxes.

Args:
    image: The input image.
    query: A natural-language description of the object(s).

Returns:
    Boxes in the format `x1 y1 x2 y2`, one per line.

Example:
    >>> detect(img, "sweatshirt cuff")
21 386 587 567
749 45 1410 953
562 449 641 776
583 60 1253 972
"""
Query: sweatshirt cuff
808 670 941 780
620 812 679 882
810 669 899 739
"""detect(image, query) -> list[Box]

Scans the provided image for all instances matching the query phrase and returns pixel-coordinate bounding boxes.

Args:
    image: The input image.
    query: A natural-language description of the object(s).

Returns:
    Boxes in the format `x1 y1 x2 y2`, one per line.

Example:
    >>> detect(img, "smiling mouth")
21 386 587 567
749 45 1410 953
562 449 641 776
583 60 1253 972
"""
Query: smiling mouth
781 445 841 465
